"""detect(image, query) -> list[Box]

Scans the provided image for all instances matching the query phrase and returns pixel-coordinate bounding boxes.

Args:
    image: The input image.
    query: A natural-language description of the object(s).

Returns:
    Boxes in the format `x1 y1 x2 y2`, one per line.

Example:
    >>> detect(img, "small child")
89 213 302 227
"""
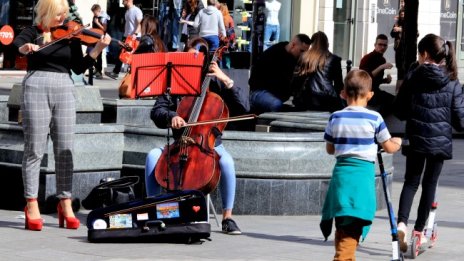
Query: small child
320 69 402 260
179 8 189 51
89 4 110 79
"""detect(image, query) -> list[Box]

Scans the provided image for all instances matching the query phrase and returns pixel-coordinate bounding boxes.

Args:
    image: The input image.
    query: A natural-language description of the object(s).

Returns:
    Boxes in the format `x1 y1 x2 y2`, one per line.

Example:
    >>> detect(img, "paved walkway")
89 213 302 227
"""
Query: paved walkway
1 71 464 260
0 148 463 260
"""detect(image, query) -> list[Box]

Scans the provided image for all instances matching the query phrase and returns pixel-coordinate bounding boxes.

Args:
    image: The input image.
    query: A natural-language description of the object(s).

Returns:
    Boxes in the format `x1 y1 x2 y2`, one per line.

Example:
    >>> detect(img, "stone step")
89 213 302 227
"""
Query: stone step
0 123 124 171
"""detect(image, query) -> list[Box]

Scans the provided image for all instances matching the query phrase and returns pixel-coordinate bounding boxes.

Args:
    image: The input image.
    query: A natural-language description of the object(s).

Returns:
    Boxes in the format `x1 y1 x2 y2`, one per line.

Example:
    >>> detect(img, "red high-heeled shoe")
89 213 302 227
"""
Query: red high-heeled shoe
57 200 80 229
24 198 43 231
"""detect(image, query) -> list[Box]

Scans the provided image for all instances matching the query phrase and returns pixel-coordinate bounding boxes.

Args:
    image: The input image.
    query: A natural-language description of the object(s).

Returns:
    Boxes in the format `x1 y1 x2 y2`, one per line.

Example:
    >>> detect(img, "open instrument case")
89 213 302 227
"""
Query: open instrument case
87 190 211 243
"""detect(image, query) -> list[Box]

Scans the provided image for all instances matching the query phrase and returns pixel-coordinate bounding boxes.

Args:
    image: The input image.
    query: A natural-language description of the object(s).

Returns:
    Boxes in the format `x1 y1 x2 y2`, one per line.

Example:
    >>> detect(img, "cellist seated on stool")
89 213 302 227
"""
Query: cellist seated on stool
144 37 249 235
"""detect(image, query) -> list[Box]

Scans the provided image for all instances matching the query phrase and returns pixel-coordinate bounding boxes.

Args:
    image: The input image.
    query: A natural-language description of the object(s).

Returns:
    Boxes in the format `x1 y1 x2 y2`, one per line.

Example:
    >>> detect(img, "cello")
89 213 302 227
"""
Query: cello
155 46 229 195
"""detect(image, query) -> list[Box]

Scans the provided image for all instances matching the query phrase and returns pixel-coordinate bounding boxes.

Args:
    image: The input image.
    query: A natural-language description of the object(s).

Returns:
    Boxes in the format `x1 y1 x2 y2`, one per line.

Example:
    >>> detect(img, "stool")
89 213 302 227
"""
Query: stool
207 194 220 227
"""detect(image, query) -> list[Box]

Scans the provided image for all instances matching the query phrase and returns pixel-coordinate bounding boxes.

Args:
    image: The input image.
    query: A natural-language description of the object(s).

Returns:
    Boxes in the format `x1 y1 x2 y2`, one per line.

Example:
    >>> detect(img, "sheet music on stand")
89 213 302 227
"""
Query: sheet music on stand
131 52 205 98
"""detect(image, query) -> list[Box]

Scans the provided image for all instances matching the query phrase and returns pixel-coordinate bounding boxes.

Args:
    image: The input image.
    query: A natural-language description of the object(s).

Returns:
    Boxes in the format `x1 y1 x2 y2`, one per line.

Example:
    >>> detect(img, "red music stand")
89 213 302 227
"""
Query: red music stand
131 52 205 98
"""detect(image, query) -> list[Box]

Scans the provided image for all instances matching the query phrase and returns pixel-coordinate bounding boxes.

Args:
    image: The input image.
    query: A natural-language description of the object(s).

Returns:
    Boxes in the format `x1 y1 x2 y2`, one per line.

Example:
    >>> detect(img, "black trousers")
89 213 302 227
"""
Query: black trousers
397 152 443 231
95 53 102 74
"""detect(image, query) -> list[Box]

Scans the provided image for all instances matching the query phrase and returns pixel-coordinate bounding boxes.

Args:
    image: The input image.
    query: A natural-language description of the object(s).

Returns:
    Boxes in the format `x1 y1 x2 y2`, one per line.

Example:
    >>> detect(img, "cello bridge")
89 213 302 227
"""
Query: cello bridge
179 136 196 145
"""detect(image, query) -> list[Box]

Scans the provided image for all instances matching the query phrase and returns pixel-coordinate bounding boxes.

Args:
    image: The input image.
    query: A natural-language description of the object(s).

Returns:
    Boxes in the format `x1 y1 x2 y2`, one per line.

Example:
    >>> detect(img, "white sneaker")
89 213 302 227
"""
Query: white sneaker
397 222 408 252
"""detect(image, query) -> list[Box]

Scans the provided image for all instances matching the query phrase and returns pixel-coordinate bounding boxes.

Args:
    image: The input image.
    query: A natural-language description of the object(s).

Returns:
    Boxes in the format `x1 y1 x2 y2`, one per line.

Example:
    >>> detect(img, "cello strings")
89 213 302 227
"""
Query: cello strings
173 48 223 188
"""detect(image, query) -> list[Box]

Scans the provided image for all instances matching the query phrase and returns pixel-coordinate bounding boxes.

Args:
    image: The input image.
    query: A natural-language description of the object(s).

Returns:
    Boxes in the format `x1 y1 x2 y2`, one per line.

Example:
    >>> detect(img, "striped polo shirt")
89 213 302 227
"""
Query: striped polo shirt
324 106 391 162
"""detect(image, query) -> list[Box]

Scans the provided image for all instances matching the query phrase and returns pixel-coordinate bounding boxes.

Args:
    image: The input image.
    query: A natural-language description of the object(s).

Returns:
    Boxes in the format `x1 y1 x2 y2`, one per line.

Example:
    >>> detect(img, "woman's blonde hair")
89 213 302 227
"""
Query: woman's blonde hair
295 31 330 76
34 0 69 29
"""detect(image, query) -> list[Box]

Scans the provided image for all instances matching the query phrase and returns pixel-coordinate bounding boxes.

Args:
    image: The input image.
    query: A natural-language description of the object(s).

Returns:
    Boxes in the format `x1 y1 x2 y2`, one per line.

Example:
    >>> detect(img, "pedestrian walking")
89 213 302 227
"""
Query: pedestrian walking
393 33 464 253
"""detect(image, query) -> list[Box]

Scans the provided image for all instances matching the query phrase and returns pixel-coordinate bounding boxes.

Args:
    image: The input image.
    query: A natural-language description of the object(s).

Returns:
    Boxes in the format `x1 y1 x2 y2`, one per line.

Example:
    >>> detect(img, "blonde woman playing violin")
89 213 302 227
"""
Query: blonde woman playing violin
13 0 111 231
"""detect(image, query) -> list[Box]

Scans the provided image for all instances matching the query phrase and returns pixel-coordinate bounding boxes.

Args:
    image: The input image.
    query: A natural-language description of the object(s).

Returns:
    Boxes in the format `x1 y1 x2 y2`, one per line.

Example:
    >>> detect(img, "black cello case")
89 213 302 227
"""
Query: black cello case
87 190 210 243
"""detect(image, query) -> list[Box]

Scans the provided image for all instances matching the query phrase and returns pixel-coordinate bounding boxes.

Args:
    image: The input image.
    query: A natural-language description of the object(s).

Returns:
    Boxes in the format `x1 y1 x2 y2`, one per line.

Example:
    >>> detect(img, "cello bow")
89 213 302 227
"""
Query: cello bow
180 114 257 127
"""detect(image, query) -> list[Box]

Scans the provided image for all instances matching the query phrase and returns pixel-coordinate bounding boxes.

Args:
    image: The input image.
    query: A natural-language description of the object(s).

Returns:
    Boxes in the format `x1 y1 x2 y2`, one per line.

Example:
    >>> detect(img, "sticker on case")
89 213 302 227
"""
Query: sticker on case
156 202 180 219
109 214 132 228
137 212 149 221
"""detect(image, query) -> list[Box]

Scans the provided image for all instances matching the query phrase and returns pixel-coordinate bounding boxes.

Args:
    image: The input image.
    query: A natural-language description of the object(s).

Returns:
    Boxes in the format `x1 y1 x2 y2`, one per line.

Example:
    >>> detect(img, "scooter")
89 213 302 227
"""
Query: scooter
377 149 404 261
409 194 438 259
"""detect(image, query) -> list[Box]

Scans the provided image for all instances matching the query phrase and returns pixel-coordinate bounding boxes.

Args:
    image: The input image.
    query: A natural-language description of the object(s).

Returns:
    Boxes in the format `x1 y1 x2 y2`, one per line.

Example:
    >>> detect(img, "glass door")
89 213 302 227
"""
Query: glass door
333 0 356 60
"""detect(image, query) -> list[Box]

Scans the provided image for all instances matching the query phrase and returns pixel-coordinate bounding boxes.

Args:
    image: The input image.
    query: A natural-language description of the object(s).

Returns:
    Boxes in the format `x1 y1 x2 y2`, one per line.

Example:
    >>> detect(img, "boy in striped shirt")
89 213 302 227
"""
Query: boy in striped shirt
320 69 402 260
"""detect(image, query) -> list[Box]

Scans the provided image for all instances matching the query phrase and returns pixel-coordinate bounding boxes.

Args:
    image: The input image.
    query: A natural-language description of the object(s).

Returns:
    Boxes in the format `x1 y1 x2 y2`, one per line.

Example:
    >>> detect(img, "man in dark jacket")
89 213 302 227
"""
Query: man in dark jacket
249 34 311 114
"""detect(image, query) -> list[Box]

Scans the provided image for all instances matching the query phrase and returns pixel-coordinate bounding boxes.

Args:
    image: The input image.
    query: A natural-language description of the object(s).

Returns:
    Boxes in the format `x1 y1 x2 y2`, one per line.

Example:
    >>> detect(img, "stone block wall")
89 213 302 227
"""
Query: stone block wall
0 96 8 122
0 92 395 215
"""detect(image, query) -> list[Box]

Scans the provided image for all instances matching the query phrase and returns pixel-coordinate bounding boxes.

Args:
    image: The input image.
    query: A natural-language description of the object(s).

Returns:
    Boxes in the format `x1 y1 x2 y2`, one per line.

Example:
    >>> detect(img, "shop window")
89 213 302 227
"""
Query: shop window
0 0 35 69
231 0 291 68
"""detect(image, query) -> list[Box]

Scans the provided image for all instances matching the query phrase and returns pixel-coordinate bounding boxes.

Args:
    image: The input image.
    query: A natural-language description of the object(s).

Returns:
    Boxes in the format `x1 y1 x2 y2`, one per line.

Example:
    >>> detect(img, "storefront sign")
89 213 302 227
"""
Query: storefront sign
440 0 457 47
377 0 400 63
0 25 14 45
441 0 457 19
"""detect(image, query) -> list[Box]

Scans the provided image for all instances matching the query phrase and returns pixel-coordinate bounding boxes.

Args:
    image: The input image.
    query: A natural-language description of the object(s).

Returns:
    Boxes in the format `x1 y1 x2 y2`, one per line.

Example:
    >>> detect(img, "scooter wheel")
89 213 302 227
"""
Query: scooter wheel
410 235 420 259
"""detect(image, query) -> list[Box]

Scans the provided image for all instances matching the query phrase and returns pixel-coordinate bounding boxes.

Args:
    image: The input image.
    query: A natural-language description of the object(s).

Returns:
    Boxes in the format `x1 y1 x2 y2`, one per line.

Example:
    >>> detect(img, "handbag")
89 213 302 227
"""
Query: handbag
118 72 134 99
82 176 140 210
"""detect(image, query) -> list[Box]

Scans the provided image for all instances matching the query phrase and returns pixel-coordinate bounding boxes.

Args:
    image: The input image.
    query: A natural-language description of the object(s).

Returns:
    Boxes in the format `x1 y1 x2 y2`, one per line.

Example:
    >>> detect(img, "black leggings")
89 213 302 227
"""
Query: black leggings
397 153 443 231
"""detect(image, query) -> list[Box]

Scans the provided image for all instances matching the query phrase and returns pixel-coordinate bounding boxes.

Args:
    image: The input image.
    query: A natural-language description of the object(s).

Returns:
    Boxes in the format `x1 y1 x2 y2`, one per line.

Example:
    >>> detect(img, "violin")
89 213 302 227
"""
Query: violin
155 46 229 194
34 20 132 53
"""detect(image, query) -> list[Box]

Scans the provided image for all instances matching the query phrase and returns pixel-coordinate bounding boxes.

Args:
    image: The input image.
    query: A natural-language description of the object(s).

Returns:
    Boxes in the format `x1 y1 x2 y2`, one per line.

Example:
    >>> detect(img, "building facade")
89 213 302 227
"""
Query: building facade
1 0 464 70
312 0 464 68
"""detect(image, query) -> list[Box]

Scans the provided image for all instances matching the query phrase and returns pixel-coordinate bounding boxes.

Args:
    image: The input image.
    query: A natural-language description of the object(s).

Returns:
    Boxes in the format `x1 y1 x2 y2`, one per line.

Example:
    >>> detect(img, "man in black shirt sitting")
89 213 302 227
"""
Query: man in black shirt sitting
359 34 394 116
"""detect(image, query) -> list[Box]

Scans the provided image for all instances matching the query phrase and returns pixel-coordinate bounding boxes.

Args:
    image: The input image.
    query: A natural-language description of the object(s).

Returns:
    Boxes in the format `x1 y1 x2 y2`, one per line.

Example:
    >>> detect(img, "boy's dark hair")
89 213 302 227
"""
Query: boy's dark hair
376 34 388 41
344 69 372 99
91 4 101 12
